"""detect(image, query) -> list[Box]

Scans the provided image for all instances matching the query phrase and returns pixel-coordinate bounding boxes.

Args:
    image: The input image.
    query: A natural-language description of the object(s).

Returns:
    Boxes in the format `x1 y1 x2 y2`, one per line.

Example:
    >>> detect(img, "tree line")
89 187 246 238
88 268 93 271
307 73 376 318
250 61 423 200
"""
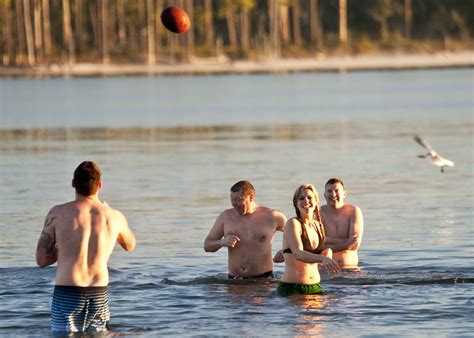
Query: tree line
0 0 472 66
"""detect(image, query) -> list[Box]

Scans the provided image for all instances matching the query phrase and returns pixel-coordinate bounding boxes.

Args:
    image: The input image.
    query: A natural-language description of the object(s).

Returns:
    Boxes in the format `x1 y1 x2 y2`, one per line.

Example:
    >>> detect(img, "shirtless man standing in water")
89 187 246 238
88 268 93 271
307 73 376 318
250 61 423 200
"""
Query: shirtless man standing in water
36 161 136 333
204 181 287 279
320 178 364 269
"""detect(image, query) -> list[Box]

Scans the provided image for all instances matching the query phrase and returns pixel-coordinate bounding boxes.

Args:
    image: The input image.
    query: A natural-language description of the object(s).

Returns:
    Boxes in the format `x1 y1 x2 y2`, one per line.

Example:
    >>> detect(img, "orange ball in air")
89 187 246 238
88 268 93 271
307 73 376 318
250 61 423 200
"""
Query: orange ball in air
160 6 191 34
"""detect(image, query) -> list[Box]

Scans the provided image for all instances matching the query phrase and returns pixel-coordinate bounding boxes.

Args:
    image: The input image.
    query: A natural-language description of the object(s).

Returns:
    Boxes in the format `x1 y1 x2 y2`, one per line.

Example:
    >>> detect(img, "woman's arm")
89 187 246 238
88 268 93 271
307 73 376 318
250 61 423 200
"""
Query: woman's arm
285 219 340 273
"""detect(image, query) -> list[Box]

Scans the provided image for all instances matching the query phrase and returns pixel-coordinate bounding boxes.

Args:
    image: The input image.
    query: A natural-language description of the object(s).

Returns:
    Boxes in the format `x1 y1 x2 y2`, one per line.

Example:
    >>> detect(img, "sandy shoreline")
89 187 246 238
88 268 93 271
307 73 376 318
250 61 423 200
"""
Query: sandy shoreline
0 51 472 78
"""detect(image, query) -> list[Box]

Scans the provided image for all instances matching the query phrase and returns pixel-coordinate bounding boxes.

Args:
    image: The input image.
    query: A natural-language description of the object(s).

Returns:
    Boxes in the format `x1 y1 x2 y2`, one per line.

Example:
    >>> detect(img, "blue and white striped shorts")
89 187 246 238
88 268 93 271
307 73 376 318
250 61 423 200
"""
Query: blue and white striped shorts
51 285 110 333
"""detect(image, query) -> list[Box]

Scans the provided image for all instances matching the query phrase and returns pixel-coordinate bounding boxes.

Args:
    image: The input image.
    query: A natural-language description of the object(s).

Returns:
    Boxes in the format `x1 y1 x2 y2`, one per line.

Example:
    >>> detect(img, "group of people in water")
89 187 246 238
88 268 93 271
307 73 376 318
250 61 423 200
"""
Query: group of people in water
204 179 364 296
36 161 364 333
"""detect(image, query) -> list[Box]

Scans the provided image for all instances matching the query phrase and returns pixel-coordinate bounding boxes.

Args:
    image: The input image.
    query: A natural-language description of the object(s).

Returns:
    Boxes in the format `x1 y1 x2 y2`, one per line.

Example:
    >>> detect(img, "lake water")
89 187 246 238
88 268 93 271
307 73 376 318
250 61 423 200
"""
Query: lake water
0 68 473 336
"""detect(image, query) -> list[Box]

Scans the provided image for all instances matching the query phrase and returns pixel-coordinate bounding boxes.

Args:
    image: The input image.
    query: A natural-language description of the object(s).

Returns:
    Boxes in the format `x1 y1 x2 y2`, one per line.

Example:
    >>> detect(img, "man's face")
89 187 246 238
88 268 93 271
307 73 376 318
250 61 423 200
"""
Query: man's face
230 191 252 215
324 183 346 207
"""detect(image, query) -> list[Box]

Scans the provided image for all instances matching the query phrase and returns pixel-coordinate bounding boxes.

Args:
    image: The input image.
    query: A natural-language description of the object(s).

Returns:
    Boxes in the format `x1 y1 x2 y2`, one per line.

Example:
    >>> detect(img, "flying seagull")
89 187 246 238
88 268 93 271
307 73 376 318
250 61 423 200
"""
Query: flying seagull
414 136 454 173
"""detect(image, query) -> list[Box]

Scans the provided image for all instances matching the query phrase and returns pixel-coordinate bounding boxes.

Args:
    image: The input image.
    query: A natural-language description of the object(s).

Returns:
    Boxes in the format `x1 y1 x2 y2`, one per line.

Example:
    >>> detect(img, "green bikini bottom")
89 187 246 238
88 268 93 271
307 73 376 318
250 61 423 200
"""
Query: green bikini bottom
277 282 323 296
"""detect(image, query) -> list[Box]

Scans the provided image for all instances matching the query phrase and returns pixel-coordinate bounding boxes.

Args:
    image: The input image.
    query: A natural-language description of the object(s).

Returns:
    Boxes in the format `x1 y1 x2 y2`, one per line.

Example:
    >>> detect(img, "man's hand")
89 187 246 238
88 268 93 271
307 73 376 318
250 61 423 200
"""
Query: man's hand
321 248 333 258
273 249 284 263
347 236 359 250
222 235 240 248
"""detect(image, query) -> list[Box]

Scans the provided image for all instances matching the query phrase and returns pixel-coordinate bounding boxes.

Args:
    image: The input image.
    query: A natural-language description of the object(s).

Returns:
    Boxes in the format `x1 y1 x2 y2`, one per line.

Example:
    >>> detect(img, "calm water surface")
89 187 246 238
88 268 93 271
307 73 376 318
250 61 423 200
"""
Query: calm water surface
0 69 473 336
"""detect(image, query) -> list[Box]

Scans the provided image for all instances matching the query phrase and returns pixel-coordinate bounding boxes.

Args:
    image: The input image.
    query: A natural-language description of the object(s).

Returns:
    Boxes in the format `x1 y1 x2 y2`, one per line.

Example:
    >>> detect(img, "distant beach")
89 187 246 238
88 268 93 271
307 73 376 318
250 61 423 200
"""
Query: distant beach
0 51 472 78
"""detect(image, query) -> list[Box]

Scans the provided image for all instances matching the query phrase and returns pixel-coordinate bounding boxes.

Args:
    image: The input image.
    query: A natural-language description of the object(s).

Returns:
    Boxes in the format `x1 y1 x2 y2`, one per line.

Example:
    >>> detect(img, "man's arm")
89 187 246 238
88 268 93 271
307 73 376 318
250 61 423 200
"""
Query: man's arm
272 210 287 263
324 237 346 245
116 210 136 252
274 210 287 232
204 212 240 252
325 206 364 252
285 219 341 274
325 237 356 252
348 206 364 250
36 209 58 268
204 213 226 252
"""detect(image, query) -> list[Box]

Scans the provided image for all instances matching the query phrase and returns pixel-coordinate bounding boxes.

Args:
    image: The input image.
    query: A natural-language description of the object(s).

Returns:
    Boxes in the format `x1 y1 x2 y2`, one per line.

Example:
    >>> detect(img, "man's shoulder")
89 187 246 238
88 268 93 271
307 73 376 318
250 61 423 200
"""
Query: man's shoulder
219 208 235 219
343 204 359 214
49 200 75 213
256 206 285 219
100 204 127 223
256 205 279 214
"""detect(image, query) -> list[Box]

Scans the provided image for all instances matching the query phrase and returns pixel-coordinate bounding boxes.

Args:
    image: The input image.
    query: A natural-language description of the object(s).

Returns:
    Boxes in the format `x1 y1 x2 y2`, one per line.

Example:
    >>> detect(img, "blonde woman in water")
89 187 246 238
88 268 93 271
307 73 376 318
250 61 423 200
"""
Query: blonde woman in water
278 184 341 296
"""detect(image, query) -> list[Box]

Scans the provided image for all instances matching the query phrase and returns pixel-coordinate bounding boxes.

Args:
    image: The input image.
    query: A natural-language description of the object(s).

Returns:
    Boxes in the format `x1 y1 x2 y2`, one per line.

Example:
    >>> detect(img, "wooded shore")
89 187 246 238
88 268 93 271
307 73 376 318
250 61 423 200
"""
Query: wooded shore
1 51 472 78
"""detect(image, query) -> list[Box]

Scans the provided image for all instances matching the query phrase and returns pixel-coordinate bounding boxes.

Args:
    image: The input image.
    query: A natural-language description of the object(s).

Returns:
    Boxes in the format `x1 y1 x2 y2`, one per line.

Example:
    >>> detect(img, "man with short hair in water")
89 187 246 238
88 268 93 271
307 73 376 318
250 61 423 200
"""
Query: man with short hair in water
320 178 364 269
36 161 136 333
204 180 287 279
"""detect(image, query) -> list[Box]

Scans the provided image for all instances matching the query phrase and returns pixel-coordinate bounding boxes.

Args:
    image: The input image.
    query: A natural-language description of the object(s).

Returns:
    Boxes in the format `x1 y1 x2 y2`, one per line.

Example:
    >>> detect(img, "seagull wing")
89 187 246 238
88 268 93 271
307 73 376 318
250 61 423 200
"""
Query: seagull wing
443 158 455 167
414 135 435 152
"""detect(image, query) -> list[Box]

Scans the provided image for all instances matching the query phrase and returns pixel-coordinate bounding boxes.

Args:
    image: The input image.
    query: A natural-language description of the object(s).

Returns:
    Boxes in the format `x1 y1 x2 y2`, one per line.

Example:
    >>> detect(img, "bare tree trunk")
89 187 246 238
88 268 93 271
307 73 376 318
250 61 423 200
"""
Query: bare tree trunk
146 0 156 64
34 0 43 61
404 0 412 38
6 4 14 63
204 0 214 51
23 0 36 65
117 0 127 47
310 0 323 51
75 0 85 53
381 0 391 42
339 0 348 46
168 32 177 63
108 1 117 50
62 0 75 64
15 0 26 64
1 4 13 65
0 4 3 61
155 0 163 61
268 0 280 57
177 0 187 61
89 2 100 53
101 0 109 64
240 5 250 53
138 0 147 52
279 2 289 45
185 0 194 61
225 5 237 50
165 0 177 63
292 0 301 47
42 0 52 59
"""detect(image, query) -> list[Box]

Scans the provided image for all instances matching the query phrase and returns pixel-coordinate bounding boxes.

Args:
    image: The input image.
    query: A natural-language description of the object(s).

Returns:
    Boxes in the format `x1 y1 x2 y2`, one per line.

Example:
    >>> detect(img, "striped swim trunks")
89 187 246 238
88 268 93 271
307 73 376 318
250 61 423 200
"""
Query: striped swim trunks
51 285 110 333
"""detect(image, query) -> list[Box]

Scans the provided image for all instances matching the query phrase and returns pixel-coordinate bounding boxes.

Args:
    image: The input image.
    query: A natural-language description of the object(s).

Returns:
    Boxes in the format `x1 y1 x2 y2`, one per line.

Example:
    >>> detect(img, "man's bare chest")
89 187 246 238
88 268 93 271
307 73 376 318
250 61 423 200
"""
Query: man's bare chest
224 219 274 244
325 214 351 237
